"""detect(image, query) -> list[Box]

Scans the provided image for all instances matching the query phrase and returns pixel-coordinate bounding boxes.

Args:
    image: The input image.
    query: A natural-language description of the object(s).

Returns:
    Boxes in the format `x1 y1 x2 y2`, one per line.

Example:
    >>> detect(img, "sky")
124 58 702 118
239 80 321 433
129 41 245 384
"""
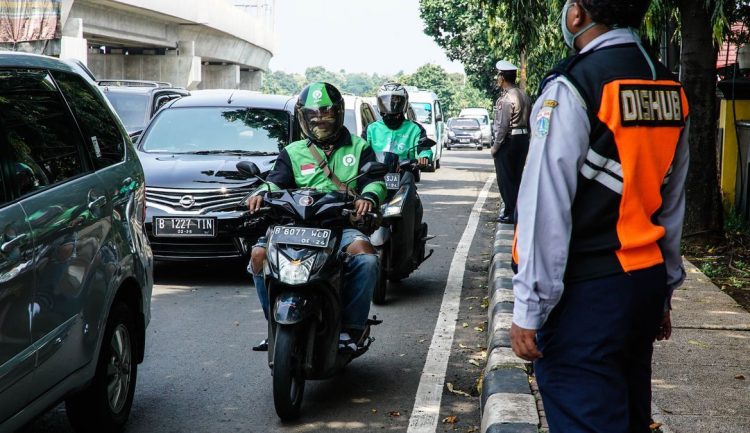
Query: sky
268 0 465 76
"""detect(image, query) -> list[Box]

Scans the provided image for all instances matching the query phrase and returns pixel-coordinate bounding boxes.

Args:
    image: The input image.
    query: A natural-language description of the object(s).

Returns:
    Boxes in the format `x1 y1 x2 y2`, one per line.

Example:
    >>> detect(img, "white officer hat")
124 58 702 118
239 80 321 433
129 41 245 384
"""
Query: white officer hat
495 60 519 72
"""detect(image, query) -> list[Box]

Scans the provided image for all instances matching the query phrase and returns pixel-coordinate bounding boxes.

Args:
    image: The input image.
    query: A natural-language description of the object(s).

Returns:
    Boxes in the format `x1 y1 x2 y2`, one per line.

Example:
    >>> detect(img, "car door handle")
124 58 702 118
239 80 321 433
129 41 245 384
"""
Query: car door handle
1 233 28 253
88 195 107 210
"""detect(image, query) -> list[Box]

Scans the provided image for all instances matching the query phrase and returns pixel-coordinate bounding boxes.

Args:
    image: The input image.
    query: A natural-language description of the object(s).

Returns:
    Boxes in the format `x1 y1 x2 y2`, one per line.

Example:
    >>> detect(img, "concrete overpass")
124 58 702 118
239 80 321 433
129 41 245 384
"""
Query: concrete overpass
60 0 275 90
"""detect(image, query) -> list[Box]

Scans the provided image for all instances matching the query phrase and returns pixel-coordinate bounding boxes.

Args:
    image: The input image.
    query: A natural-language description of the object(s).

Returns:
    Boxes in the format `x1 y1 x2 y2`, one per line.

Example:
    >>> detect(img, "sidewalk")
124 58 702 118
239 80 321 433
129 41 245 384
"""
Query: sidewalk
480 222 750 433
651 260 750 433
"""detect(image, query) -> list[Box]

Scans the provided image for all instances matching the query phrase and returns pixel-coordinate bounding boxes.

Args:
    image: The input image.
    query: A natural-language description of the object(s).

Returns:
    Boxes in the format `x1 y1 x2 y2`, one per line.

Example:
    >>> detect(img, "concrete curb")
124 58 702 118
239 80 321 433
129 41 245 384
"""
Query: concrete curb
480 223 539 433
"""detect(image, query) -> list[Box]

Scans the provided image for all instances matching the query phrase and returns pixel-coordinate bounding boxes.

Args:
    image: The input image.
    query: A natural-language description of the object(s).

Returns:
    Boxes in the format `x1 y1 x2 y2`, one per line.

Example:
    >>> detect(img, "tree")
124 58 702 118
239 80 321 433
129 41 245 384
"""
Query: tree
403 64 459 116
261 70 305 95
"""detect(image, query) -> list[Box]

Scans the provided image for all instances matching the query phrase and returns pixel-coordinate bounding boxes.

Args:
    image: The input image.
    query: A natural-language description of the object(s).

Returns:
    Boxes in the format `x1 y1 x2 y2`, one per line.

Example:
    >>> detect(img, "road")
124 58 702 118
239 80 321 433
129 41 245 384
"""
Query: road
24 150 500 433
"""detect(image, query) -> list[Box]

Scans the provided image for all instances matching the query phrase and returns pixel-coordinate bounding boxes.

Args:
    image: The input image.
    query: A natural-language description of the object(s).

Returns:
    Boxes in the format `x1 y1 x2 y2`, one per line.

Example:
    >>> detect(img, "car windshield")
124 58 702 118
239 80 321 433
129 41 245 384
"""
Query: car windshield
449 118 480 129
462 115 489 125
410 102 433 124
140 107 288 154
104 92 150 132
344 108 356 134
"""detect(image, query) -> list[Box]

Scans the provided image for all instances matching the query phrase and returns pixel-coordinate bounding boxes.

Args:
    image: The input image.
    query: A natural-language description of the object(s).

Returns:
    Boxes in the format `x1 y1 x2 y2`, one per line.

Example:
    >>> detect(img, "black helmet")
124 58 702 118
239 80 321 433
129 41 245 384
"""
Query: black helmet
376 82 409 116
296 82 345 145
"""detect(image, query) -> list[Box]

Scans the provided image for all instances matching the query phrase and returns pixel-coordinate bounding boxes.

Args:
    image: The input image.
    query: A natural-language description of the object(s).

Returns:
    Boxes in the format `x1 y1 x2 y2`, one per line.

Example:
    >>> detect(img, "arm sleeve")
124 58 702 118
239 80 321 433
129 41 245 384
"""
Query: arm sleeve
362 123 370 141
357 144 386 206
657 119 690 310
492 97 512 154
512 80 591 330
415 123 434 162
262 149 296 192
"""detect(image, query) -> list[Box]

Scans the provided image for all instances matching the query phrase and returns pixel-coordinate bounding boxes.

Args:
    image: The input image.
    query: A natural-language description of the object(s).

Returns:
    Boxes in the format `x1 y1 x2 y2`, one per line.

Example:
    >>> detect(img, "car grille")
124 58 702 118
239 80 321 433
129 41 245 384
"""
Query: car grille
146 186 253 215
148 235 246 260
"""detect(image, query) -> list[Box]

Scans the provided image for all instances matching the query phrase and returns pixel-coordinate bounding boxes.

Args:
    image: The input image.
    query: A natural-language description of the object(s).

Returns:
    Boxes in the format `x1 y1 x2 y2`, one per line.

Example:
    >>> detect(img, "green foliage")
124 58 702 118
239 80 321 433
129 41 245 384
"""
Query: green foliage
261 64 489 118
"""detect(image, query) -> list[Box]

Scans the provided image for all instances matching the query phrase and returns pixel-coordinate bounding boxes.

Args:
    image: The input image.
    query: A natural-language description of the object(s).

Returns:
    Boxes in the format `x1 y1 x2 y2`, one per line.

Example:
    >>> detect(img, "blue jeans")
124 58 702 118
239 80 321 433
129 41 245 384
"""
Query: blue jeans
250 228 378 330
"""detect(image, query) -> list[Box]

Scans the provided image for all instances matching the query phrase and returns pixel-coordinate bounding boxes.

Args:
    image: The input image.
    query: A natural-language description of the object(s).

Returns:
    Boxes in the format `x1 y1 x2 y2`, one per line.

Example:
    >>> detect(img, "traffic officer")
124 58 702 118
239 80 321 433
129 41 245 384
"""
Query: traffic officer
492 60 531 224
510 1 688 432
246 82 386 352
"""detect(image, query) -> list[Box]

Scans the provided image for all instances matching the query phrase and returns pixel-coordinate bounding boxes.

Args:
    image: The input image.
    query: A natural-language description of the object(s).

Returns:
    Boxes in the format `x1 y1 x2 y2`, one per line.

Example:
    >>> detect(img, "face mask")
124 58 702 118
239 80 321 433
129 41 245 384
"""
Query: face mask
561 2 597 50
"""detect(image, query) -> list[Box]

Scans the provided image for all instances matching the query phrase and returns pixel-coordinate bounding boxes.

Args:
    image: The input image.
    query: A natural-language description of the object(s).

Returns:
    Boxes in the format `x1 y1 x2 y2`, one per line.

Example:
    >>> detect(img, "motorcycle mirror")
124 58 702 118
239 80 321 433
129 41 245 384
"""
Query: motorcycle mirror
360 161 388 177
418 138 436 153
236 161 261 178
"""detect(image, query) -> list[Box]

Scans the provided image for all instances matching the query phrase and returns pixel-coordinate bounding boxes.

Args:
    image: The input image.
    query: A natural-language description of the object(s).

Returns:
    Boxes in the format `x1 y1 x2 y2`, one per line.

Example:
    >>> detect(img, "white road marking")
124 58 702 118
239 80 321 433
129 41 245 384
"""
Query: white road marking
407 175 496 433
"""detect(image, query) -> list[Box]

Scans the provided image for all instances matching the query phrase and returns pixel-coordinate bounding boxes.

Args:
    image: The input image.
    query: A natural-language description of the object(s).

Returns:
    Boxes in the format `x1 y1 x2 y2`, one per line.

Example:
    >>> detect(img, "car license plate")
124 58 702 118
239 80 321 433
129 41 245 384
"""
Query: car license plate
460 139 470 143
385 173 400 190
271 226 331 248
153 217 216 237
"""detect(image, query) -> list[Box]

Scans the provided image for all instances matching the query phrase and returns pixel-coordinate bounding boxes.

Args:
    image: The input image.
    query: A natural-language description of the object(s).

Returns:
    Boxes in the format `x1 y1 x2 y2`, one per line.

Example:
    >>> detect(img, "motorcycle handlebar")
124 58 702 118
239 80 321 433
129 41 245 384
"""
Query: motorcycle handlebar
341 208 379 219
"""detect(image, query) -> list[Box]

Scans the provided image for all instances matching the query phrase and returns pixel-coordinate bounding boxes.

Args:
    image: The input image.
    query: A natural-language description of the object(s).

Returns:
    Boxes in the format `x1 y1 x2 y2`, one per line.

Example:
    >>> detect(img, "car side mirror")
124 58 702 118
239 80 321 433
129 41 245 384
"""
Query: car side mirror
129 130 143 144
236 161 261 178
360 161 388 177
435 114 443 122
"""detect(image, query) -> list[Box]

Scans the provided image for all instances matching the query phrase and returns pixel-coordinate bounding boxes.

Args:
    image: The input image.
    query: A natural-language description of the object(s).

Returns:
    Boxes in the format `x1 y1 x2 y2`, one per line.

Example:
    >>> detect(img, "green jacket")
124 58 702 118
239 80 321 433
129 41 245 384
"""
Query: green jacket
365 119 433 162
263 129 386 206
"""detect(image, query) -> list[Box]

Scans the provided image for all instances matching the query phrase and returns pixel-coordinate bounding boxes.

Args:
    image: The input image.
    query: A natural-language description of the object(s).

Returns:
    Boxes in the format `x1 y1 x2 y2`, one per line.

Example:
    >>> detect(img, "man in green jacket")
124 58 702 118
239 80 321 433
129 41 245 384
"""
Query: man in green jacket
246 82 386 352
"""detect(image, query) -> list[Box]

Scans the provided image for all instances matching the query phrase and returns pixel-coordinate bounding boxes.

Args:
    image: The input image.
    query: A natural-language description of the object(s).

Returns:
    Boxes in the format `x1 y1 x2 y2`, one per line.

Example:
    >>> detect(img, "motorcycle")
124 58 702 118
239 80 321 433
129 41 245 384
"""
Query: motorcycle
370 141 435 304
236 160 388 420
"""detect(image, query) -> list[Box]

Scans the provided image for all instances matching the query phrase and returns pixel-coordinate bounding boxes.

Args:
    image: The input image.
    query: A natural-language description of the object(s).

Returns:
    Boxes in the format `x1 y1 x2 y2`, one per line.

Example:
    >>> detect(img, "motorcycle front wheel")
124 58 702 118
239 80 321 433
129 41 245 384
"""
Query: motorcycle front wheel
373 244 389 305
273 325 306 420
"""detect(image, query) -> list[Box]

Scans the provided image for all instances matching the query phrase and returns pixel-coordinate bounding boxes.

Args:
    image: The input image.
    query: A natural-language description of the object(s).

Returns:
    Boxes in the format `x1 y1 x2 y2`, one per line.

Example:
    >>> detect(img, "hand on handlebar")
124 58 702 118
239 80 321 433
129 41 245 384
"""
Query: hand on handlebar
353 199 373 217
246 195 264 214
418 157 430 168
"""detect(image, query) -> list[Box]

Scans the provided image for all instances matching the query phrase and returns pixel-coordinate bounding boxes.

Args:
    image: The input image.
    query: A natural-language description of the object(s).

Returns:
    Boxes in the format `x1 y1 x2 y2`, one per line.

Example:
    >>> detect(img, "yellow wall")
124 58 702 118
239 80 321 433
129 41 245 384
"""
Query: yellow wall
719 99 750 206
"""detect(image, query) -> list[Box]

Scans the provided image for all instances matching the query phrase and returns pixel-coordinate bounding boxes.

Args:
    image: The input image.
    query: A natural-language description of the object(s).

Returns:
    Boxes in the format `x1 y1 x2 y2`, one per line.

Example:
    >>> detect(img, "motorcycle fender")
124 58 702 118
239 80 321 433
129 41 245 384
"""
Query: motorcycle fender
273 293 317 325
370 226 390 247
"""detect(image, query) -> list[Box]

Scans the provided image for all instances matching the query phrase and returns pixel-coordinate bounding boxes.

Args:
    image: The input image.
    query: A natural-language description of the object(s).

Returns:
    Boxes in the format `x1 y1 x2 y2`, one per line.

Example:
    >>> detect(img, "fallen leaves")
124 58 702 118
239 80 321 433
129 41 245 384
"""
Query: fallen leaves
442 415 459 424
649 421 663 430
468 359 481 367
389 411 401 417
480 297 489 309
688 339 709 349
462 322 469 328
736 374 746 380
446 382 471 397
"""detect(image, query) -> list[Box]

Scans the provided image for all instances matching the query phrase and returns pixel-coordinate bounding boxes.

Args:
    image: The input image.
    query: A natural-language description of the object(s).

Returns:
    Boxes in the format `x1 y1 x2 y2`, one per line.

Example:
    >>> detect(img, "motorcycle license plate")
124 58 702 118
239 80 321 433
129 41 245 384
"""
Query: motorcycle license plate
385 173 400 190
271 226 331 248
153 217 216 237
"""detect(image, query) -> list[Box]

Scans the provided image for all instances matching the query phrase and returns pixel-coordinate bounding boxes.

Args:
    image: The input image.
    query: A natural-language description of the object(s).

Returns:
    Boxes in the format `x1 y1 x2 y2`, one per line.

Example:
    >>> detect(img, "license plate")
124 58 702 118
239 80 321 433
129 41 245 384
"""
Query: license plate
153 217 216 237
271 226 331 248
385 173 400 190
460 139 470 143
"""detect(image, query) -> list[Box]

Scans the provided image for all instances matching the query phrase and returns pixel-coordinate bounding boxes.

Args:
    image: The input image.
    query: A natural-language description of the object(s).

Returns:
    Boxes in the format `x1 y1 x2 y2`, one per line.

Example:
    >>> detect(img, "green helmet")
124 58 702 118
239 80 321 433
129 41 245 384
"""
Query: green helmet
296 82 345 145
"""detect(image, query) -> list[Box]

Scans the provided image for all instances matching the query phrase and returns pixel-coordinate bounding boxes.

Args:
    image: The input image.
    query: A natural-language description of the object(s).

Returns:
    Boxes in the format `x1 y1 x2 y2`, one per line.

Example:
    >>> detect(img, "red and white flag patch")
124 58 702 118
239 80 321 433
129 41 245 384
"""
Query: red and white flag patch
300 163 316 176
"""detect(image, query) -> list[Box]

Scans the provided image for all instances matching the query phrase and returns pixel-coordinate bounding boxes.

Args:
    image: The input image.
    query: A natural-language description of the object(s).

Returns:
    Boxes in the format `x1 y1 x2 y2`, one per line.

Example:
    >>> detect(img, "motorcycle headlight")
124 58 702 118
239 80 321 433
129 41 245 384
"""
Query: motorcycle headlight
383 194 405 217
278 254 315 285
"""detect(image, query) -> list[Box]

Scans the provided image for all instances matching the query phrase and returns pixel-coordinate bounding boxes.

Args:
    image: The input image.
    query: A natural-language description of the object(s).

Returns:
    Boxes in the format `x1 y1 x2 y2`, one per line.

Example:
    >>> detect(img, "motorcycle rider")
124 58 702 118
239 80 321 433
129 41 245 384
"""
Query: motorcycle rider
364 82 432 271
246 82 386 352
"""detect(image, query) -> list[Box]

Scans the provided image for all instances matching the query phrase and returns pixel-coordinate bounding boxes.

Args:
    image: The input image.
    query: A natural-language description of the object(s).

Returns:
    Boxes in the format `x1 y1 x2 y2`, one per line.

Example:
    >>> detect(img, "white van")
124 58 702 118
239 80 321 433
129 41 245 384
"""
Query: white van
459 107 492 148
406 88 444 171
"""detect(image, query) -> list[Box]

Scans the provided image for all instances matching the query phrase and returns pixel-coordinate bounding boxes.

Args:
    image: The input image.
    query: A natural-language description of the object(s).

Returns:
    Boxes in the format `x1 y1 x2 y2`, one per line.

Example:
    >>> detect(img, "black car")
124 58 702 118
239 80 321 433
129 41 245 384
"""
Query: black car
98 80 190 138
136 90 298 261
445 117 483 150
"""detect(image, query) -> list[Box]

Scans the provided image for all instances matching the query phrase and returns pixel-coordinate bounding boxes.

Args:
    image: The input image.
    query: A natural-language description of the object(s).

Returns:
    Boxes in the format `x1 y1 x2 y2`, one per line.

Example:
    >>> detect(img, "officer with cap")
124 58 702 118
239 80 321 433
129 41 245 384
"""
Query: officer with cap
492 60 531 224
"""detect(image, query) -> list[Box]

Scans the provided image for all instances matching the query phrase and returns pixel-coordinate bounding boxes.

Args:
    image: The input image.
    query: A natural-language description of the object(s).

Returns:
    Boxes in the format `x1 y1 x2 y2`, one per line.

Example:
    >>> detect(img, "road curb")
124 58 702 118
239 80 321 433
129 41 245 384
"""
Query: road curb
480 223 539 433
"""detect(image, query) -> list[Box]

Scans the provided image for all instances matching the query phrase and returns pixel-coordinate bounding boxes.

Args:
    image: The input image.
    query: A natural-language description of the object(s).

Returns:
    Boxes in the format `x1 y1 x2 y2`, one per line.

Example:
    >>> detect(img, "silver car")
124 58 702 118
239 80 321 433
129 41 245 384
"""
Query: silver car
0 53 153 432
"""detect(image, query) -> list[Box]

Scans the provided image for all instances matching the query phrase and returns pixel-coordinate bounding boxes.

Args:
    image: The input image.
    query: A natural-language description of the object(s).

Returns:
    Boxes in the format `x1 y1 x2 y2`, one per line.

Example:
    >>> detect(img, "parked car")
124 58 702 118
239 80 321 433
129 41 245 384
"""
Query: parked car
459 107 493 148
136 90 298 261
343 94 378 138
0 53 153 432
98 79 190 139
408 88 444 171
445 117 483 150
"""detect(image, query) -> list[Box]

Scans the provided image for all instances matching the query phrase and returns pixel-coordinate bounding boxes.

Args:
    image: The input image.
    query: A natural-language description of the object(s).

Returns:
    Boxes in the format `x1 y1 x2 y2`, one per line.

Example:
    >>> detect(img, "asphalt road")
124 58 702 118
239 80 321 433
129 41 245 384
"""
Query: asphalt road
23 150 499 433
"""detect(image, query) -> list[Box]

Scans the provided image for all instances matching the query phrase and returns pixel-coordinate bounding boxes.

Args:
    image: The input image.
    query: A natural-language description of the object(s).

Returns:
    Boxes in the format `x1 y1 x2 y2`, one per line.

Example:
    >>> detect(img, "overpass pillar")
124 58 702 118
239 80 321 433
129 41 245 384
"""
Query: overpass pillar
60 18 88 64
199 64 241 90
240 69 262 90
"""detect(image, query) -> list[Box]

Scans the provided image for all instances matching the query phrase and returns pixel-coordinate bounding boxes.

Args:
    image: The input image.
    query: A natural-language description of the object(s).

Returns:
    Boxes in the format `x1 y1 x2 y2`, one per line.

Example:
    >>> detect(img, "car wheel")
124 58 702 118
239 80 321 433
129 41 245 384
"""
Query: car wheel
435 159 441 169
477 146 483 150
66 302 138 433
446 145 452 151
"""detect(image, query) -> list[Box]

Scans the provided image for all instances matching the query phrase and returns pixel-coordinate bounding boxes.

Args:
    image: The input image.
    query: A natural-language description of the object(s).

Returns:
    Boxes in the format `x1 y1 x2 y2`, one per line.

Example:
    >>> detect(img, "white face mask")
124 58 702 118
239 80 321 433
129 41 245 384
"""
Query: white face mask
561 2 597 51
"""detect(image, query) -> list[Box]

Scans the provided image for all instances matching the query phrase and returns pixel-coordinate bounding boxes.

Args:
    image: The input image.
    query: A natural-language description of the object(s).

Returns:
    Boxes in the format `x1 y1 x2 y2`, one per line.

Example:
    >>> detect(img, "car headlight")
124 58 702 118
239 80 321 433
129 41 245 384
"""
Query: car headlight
448 130 455 138
278 254 315 285
473 131 482 139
